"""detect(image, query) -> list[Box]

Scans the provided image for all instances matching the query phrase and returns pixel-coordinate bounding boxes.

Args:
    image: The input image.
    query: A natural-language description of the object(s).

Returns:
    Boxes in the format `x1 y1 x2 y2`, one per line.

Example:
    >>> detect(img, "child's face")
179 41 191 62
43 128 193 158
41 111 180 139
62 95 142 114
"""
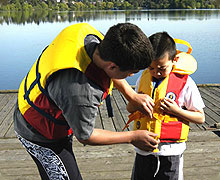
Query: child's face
148 52 175 80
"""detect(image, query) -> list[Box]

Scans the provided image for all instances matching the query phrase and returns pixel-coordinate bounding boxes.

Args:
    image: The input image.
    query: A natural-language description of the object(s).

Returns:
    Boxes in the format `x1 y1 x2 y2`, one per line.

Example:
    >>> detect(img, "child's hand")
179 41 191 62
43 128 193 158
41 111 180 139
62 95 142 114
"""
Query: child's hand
160 98 180 115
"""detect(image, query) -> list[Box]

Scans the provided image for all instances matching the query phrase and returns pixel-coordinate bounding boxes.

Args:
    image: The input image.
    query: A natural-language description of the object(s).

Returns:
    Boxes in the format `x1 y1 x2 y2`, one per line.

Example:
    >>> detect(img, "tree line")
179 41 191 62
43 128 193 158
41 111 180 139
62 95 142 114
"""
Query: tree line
0 0 219 11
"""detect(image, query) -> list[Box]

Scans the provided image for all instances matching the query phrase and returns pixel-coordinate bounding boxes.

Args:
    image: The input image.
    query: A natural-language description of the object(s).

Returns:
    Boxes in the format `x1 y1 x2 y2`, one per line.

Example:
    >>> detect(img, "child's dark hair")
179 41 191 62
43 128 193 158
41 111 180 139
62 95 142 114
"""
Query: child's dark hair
98 23 154 71
149 32 176 61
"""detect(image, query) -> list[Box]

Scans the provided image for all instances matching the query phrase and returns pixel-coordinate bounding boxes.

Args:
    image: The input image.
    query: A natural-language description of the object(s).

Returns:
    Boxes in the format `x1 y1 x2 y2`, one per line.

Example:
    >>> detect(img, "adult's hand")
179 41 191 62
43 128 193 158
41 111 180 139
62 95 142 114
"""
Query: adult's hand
130 130 159 151
129 93 154 118
113 79 154 117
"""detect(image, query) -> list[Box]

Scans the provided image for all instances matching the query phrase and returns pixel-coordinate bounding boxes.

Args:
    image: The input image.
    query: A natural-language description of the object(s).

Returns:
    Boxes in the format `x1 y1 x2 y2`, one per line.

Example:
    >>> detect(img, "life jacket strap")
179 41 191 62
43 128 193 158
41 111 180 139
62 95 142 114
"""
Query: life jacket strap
24 47 69 127
105 94 113 118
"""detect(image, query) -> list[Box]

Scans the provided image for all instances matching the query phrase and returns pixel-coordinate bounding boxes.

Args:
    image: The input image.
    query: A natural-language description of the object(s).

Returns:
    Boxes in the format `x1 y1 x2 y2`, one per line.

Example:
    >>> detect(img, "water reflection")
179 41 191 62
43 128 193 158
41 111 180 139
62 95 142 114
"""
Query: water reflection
1 9 220 25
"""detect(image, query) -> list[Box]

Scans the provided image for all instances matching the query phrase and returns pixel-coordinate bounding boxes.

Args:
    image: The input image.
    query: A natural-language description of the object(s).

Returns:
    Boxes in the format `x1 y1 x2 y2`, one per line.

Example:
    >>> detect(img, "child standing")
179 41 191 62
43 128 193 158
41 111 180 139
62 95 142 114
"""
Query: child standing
126 32 205 180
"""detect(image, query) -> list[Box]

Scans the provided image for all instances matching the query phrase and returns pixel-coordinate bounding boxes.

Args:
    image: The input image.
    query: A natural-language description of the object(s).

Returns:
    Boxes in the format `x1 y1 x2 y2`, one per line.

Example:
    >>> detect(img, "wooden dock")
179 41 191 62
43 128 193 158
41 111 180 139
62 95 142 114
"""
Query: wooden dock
0 85 220 180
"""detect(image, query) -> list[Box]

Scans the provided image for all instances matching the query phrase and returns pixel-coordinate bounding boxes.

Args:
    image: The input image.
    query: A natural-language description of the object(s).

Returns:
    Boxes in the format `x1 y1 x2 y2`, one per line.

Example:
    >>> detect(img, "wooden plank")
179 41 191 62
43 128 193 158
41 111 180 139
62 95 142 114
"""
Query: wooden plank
0 94 11 112
0 161 39 169
183 131 220 179
187 131 220 142
203 104 219 124
74 142 135 180
112 90 130 131
202 98 220 117
80 170 131 180
211 86 220 98
73 144 135 159
77 160 133 172
0 146 40 179
199 91 220 121
113 90 130 118
0 138 23 151
185 141 220 154
94 109 104 129
4 118 16 138
184 167 220 180
110 96 127 132
0 174 40 180
0 93 17 122
203 86 220 102
0 103 16 138
0 94 17 137
184 152 220 165
0 168 39 179
76 156 135 167
0 94 5 105
189 122 203 131
0 93 17 138
195 87 220 130
199 87 220 109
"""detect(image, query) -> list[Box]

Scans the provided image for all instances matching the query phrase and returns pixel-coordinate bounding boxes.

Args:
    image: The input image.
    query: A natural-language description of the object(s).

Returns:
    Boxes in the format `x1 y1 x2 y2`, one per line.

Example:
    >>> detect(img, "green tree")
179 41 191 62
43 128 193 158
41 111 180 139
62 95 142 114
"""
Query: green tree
86 2 96 10
196 2 201 9
160 0 170 8
41 2 48 10
113 0 121 10
15 0 22 11
48 0 53 9
73 2 86 11
106 2 114 9
121 1 132 9
150 1 157 9
189 0 196 9
35 3 43 10
23 2 32 12
132 1 139 9
0 0 8 6
100 2 106 10
59 2 69 11
179 0 187 8
94 0 102 9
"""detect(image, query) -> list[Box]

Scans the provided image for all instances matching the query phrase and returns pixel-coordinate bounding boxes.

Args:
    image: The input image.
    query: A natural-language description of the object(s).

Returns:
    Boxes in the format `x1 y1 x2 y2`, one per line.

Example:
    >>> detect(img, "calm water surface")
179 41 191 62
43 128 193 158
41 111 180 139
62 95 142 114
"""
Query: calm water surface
0 10 220 90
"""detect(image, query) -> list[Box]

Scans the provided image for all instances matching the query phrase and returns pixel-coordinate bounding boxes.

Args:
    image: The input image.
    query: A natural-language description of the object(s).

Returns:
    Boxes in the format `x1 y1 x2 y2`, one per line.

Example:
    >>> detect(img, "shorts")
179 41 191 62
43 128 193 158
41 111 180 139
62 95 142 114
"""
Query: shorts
16 133 82 180
131 153 183 180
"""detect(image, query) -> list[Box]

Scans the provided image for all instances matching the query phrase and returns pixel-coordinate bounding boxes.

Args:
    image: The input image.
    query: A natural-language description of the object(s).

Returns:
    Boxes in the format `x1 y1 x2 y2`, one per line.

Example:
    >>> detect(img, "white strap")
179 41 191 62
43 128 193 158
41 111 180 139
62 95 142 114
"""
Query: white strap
154 155 160 177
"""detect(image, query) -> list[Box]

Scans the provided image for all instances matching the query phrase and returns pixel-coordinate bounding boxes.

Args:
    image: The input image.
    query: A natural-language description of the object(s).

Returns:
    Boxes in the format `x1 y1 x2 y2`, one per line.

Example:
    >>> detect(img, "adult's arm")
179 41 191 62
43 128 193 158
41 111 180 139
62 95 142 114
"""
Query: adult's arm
78 128 159 152
113 79 154 117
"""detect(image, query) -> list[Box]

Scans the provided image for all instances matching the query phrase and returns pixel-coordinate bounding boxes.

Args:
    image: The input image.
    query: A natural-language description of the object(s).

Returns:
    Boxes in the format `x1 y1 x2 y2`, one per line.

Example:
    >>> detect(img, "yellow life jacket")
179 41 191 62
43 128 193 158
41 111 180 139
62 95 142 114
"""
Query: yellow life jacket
18 23 113 140
123 39 197 143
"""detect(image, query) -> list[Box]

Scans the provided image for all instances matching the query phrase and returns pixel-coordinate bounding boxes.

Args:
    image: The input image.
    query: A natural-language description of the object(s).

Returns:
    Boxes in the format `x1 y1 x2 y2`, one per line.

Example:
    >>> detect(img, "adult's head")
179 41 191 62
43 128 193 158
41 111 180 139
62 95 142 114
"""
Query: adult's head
98 23 154 72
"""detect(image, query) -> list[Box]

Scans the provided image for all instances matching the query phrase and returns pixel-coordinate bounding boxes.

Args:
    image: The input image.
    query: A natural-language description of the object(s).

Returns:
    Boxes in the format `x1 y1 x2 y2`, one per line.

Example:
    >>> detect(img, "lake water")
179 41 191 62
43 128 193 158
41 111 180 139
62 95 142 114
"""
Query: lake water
0 10 220 90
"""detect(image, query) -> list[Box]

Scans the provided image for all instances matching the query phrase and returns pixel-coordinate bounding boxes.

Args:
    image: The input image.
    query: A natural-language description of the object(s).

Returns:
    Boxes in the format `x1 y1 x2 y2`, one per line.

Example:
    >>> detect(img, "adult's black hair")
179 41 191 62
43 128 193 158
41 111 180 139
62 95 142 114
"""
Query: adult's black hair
98 23 154 71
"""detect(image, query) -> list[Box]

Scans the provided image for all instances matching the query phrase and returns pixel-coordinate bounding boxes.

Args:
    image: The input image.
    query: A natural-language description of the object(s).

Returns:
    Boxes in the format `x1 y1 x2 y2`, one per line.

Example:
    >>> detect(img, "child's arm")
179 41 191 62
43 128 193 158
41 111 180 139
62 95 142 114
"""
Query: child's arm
160 98 205 124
